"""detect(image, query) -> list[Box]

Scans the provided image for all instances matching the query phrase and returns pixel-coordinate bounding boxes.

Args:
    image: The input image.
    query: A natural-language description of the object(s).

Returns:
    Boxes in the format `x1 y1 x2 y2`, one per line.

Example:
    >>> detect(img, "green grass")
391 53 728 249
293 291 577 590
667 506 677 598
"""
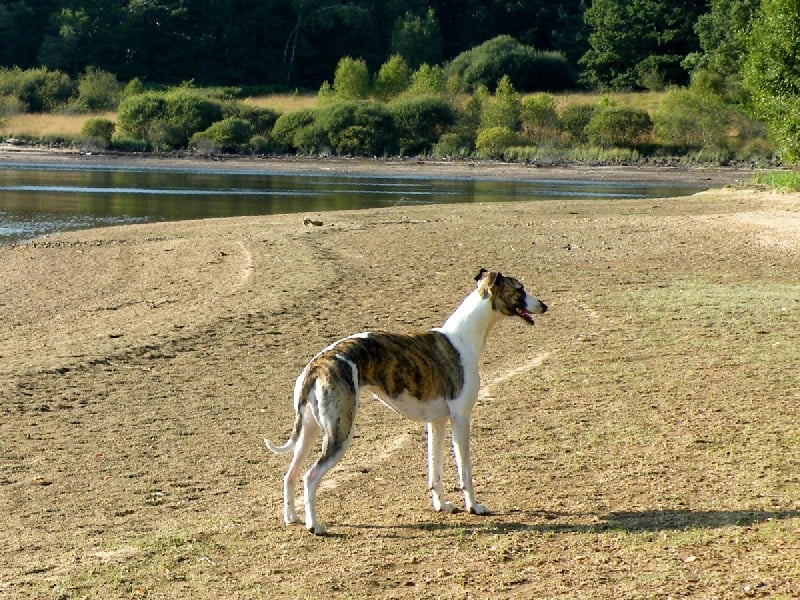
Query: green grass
753 170 800 191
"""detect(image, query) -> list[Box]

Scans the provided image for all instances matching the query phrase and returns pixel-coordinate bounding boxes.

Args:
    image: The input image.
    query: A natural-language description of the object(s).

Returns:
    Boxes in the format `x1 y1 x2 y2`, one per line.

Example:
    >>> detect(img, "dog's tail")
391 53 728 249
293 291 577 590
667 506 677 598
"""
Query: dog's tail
264 372 313 454
264 408 303 454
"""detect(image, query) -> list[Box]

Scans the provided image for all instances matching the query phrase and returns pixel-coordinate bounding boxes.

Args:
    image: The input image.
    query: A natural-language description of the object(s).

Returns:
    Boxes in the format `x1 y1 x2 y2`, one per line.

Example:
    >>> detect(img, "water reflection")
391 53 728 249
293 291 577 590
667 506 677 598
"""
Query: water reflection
0 162 705 244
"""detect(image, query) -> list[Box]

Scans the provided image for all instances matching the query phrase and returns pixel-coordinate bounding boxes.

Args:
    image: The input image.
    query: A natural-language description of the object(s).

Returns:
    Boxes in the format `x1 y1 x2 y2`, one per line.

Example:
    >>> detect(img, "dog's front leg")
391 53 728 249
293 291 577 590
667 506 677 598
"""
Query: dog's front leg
427 418 455 513
450 414 489 515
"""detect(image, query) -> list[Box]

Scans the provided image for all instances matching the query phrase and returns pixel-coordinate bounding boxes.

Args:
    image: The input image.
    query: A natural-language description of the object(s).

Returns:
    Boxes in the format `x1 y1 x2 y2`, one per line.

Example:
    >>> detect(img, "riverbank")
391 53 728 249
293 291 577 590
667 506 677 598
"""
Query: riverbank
0 144 755 186
2 156 799 597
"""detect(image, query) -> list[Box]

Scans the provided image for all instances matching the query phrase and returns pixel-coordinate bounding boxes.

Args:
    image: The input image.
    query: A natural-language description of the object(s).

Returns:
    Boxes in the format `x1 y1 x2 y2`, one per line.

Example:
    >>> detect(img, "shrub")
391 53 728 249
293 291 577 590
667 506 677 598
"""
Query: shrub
481 75 521 131
75 68 121 112
271 109 317 152
587 107 653 149
408 64 447 96
190 118 254 153
333 57 370 100
162 89 223 148
475 126 518 158
434 132 474 158
446 35 575 92
249 135 273 154
223 102 279 135
374 55 411 101
316 100 396 155
0 67 74 111
521 93 558 141
390 95 454 155
558 104 595 144
117 92 168 139
80 117 115 148
653 86 731 150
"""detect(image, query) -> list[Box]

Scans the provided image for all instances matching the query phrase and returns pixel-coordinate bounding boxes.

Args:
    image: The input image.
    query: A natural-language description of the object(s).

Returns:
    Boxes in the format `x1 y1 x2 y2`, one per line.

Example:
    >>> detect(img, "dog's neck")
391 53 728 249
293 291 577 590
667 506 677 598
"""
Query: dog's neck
438 288 502 356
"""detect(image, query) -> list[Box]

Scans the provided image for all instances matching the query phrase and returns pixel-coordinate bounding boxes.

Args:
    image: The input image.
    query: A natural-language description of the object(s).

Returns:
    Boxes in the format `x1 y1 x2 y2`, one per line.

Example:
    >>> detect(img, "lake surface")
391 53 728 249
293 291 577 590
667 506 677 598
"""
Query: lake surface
0 161 708 245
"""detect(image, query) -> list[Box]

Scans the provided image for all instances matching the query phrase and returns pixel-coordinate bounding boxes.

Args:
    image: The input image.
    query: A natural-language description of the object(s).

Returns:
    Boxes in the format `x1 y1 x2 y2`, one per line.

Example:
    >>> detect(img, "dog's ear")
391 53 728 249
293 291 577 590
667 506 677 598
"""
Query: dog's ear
474 268 489 282
476 269 499 297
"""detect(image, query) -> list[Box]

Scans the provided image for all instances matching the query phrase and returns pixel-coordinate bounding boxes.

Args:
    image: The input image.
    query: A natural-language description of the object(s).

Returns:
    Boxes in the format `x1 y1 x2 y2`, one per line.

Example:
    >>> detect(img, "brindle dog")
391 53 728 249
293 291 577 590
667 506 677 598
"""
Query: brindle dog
265 269 547 535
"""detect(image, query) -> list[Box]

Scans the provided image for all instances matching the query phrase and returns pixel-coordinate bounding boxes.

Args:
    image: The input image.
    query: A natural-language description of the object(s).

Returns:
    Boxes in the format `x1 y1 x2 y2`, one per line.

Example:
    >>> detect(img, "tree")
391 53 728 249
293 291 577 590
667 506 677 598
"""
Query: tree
391 9 442 70
743 0 800 161
580 0 709 89
374 55 411 100
332 57 370 100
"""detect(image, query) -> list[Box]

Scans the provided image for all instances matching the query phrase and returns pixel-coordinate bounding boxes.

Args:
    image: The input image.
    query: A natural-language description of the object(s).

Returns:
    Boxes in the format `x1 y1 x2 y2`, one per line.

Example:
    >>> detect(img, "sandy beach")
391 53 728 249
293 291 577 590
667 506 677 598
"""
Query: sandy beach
1 152 799 597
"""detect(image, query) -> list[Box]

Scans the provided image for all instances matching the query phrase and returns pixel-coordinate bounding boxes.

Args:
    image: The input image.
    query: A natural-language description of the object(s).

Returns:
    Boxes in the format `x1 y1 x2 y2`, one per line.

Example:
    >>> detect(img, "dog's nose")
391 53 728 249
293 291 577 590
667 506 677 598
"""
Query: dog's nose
540 302 548 313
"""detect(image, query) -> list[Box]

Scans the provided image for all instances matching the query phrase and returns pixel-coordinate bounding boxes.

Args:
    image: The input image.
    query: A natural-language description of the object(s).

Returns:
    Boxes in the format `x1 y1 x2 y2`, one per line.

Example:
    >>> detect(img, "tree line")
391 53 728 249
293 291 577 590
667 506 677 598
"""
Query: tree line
0 0 737 92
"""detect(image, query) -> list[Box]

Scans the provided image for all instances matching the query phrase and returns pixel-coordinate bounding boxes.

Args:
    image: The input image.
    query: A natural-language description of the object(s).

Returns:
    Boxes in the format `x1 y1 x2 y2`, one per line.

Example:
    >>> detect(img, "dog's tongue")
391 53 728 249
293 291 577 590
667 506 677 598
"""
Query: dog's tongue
516 307 535 325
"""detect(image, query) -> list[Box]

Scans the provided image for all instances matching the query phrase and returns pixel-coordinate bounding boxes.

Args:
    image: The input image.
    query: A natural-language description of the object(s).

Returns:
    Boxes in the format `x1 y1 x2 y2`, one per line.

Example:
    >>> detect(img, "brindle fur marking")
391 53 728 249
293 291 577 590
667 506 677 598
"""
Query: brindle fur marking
264 269 547 535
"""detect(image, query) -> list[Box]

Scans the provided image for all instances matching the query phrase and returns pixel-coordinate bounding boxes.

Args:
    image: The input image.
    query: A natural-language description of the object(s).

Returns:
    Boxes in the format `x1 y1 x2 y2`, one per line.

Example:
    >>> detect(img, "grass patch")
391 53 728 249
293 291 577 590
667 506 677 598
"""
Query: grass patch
752 170 800 191
0 112 116 139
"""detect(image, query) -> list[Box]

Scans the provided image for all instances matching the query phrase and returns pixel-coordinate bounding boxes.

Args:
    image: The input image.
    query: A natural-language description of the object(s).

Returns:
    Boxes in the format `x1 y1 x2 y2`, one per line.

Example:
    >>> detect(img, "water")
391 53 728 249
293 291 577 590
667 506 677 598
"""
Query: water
0 161 707 245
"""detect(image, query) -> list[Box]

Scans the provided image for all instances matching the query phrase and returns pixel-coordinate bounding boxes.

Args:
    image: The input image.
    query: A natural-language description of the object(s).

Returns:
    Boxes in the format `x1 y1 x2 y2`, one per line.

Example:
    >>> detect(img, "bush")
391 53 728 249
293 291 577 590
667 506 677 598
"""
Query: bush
587 107 653 148
190 118 254 153
249 135 273 154
446 35 575 92
316 100 396 155
117 92 168 139
75 68 121 112
408 64 447 96
374 55 411 101
521 93 558 141
223 102 279 136
162 89 223 147
558 104 595 144
480 75 521 131
333 57 370 100
271 109 317 152
475 126 518 158
434 132 474 158
653 86 732 150
390 95 454 155
0 67 74 111
80 117 115 148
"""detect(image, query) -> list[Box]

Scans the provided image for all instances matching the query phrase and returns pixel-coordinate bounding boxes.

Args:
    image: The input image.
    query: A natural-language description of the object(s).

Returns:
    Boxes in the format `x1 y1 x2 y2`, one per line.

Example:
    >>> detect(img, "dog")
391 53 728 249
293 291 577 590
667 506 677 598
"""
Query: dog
264 269 547 535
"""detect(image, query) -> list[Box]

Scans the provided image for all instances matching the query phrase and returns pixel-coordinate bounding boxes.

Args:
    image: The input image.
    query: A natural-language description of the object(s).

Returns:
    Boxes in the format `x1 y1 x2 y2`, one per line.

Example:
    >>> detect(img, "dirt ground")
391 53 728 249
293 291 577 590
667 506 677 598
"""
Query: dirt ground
1 155 799 598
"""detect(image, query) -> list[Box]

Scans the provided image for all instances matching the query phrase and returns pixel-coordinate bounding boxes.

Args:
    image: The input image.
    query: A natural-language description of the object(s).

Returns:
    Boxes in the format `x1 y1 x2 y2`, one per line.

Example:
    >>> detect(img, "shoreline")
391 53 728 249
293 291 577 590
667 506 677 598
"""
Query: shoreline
0 145 756 186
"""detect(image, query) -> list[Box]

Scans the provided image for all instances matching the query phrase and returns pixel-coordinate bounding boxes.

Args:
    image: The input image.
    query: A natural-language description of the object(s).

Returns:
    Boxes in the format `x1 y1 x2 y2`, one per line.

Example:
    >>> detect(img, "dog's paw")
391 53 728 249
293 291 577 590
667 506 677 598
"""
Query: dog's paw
307 522 328 536
284 509 301 525
469 503 490 516
434 500 456 514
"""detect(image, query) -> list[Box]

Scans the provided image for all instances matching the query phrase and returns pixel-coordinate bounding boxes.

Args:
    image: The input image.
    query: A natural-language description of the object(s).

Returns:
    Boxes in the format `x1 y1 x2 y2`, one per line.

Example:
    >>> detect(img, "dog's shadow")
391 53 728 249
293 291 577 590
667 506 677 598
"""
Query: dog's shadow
345 508 800 537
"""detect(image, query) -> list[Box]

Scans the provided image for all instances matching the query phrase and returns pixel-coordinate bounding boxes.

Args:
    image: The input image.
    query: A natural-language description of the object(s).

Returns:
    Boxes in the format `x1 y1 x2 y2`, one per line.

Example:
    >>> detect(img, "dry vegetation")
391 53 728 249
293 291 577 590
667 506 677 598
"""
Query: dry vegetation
1 177 799 598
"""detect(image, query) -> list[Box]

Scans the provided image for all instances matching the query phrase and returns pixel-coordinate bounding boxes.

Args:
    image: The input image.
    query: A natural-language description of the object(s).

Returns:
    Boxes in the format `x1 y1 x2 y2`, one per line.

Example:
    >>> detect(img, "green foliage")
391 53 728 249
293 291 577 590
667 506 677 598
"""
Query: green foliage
79 117 115 148
433 132 474 158
223 103 279 136
480 75 521 131
521 93 559 141
332 57 370 100
580 0 706 90
743 0 800 161
117 92 168 140
315 100 396 156
190 118 254 153
74 67 121 112
652 84 731 149
389 95 454 155
475 126 518 158
407 64 447 96
270 109 317 152
0 66 73 111
586 107 653 148
446 35 575 93
374 55 411 101
558 104 595 143
117 87 223 148
390 9 442 70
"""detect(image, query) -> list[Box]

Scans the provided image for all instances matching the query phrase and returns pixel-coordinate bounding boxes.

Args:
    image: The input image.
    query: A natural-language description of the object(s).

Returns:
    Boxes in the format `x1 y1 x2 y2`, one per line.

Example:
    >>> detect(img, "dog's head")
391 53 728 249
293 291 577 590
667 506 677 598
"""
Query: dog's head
475 268 547 325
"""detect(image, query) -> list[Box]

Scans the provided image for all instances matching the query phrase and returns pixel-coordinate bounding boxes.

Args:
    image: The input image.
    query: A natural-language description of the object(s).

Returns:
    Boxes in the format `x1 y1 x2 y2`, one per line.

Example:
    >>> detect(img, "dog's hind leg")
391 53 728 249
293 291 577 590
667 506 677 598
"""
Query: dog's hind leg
302 389 357 535
427 417 455 513
282 402 319 525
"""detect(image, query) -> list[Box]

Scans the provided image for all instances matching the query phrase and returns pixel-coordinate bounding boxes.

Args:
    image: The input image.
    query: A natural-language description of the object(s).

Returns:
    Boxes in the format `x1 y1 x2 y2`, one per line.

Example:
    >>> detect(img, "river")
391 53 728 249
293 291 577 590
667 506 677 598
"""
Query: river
0 158 723 245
